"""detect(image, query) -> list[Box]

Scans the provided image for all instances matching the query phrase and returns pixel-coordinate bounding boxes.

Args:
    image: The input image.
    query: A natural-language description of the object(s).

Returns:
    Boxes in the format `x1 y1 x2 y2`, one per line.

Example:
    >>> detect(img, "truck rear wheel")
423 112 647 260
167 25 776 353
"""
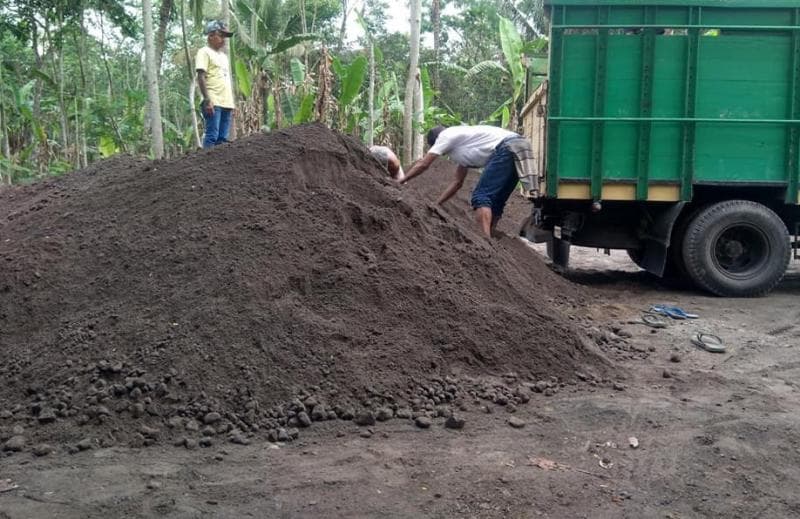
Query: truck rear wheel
546 237 571 268
681 200 790 297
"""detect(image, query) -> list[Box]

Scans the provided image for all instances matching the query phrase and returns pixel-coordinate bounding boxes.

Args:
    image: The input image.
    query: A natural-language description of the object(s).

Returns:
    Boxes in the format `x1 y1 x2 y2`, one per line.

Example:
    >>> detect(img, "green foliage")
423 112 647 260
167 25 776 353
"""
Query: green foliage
294 93 316 124
338 55 367 107
290 58 306 85
465 60 507 81
235 59 252 98
270 34 318 55
499 16 524 98
0 0 546 180
98 134 119 157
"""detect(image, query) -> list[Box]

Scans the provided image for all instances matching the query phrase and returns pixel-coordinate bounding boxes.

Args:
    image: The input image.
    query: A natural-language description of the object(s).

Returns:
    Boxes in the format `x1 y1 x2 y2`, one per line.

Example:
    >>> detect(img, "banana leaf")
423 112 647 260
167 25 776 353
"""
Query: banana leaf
339 55 367 108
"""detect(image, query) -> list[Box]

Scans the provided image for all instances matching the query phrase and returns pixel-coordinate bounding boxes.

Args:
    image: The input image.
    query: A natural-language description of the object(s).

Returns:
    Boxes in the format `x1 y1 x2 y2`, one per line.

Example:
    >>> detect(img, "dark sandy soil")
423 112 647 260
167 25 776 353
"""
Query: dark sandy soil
0 125 603 452
3 127 800 518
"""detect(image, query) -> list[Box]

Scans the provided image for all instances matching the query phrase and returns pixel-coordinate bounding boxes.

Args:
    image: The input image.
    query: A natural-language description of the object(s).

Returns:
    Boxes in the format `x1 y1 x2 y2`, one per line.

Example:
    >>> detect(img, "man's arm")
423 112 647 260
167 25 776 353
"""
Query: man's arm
436 165 468 205
196 70 214 115
387 154 404 181
400 152 438 184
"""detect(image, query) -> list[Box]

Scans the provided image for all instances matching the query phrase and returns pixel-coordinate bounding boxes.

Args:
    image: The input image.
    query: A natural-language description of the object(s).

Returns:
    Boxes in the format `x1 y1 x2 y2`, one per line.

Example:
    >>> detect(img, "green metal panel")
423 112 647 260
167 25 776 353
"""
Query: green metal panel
636 7 657 199
650 35 686 182
786 8 800 203
544 1 800 202
546 6 564 197
603 36 642 182
680 8 699 200
590 7 610 200
556 35 593 184
693 34 790 183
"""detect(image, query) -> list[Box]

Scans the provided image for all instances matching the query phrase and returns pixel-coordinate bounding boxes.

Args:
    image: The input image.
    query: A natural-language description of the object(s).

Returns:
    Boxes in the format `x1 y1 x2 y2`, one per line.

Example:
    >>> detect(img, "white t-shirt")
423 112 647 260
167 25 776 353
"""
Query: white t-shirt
428 125 518 168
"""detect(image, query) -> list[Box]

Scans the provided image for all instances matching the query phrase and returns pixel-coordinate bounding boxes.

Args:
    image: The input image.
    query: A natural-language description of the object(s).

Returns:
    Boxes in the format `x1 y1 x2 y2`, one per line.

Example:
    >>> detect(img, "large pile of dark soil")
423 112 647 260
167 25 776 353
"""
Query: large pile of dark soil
0 124 605 451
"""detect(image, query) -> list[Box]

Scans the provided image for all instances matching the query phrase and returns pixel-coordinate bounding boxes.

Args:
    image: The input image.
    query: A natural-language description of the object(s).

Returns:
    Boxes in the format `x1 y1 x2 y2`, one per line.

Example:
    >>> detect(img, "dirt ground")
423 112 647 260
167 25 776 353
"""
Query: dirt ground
3 243 800 518
3 130 800 518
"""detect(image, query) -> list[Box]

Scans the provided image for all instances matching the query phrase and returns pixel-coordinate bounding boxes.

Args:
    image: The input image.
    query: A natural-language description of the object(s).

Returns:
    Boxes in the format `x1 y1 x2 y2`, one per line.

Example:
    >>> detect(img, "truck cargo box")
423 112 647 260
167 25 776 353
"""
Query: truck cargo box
521 0 800 296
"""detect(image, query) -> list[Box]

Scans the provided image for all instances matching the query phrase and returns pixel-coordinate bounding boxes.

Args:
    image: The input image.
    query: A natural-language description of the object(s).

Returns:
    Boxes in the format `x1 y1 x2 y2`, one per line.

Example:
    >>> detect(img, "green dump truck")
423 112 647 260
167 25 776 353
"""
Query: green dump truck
520 0 800 296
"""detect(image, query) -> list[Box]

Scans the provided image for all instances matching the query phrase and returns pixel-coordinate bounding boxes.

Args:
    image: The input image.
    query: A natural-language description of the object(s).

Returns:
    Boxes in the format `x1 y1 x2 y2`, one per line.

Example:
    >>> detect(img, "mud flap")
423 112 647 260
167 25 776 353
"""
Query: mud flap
518 214 552 243
640 202 685 277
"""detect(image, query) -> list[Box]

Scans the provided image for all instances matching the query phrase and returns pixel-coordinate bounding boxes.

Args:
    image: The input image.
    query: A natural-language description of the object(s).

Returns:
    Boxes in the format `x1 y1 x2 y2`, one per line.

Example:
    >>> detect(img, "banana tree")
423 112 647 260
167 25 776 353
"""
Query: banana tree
418 66 461 129
465 16 545 130
331 54 367 133
230 0 321 131
0 77 50 182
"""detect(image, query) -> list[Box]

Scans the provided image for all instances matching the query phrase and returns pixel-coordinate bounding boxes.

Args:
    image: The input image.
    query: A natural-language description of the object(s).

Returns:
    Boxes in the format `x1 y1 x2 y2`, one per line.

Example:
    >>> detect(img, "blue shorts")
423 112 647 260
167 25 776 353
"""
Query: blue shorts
470 137 521 219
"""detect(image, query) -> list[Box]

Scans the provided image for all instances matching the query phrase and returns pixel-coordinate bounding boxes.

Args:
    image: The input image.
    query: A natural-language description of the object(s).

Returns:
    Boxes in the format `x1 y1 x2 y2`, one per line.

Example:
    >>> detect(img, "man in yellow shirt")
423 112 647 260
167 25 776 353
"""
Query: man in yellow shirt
196 20 235 148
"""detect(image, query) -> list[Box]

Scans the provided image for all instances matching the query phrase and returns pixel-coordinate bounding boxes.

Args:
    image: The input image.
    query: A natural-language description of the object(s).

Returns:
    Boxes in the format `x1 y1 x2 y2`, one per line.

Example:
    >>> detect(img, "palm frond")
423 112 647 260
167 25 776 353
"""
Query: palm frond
465 60 508 81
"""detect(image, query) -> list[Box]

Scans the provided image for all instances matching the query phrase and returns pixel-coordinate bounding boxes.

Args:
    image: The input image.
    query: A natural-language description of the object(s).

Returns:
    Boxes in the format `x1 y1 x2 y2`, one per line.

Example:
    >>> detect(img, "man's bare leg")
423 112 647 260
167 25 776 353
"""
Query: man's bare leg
475 207 493 237
490 215 501 238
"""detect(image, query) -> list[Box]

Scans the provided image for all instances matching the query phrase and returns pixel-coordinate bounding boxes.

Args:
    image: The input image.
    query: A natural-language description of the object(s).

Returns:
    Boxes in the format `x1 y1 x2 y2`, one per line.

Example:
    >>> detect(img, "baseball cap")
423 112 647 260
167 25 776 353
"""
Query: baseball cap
204 20 233 37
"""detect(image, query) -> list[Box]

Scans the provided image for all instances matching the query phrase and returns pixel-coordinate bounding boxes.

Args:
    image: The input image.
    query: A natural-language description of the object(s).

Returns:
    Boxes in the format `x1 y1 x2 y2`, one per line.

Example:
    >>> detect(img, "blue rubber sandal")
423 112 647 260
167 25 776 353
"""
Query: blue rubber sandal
649 305 699 320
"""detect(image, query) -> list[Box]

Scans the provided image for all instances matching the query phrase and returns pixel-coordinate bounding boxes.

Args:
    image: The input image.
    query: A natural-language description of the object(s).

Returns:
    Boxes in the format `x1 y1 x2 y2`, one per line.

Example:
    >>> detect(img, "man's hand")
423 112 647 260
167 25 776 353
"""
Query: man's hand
401 152 438 184
204 99 215 116
436 165 468 205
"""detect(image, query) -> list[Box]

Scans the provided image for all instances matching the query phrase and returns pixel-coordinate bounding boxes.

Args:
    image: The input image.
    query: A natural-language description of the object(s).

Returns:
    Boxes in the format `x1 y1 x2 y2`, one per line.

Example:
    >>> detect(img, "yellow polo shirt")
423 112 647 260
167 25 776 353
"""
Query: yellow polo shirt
195 46 235 109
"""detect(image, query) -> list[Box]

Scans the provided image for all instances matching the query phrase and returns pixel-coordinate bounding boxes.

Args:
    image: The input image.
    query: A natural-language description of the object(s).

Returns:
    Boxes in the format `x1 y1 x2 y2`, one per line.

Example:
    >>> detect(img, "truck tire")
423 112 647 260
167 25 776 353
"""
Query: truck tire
681 200 790 297
546 237 571 268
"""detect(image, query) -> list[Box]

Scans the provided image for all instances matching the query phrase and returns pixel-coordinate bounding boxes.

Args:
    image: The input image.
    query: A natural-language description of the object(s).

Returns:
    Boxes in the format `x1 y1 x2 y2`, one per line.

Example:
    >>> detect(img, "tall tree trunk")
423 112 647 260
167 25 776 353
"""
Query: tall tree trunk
144 0 165 158
59 50 70 165
76 8 88 168
337 0 348 52
431 0 441 91
98 14 115 97
299 0 309 70
367 41 375 146
97 14 128 153
0 62 9 184
156 0 174 71
73 96 87 168
189 82 201 147
180 0 201 148
44 16 70 165
30 11 42 120
413 68 423 158
274 84 283 129
76 8 87 88
403 0 422 164
315 48 333 125
30 10 45 172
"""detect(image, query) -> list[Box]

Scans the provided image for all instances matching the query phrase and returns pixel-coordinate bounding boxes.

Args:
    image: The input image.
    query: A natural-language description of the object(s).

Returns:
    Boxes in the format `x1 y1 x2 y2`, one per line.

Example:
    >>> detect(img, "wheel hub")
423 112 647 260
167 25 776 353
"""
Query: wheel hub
722 240 745 260
713 225 768 275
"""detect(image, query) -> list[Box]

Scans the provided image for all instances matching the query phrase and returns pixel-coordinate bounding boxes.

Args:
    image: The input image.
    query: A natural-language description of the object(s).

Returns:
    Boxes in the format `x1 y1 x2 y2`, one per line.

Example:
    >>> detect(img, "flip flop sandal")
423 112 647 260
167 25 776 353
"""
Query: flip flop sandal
648 305 685 320
650 305 699 320
691 332 726 353
640 312 668 329
663 305 698 319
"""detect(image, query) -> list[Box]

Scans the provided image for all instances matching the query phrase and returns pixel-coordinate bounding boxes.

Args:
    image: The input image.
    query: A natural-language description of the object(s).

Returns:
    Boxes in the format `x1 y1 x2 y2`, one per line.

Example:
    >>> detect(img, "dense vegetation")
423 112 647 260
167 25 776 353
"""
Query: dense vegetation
0 0 547 183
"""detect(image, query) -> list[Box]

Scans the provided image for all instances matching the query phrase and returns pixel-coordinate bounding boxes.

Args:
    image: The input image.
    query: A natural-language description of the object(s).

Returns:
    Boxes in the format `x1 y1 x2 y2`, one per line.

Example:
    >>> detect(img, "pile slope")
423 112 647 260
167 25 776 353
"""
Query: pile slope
0 124 604 447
